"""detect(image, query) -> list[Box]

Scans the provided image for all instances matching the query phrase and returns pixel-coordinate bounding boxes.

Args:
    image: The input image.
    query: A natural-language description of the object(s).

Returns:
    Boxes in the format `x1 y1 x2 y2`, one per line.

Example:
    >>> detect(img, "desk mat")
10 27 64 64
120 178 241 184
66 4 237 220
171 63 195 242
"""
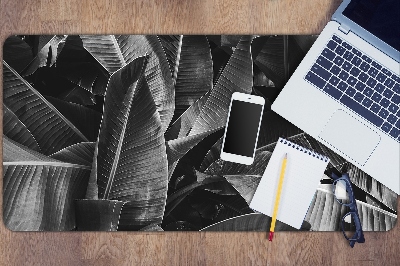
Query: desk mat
3 35 397 231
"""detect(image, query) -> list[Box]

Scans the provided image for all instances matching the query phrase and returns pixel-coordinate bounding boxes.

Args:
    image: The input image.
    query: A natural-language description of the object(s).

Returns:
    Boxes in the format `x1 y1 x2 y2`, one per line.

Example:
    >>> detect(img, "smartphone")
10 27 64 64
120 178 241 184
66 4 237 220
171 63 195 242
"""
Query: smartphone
220 92 265 165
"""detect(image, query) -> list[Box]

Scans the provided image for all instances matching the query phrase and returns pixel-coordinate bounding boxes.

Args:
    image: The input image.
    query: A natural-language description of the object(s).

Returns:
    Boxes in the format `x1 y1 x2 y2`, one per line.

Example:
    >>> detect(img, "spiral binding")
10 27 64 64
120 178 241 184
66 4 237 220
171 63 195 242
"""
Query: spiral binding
279 138 329 162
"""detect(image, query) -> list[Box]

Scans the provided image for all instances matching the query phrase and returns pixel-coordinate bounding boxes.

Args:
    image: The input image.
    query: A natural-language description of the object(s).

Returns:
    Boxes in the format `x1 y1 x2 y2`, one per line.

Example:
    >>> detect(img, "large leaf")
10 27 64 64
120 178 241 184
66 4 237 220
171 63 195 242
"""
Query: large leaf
92 57 168 229
158 35 181 80
80 35 174 131
200 213 296 231
21 35 67 76
3 36 34 73
3 136 90 231
189 36 254 136
304 186 397 231
3 61 88 155
50 142 95 167
199 137 223 172
3 104 40 152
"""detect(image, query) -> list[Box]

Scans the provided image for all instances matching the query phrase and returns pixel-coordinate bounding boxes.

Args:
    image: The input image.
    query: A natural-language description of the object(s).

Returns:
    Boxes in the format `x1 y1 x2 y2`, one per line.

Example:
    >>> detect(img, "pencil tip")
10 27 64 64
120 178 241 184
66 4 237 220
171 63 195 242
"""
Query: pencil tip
284 153 287 159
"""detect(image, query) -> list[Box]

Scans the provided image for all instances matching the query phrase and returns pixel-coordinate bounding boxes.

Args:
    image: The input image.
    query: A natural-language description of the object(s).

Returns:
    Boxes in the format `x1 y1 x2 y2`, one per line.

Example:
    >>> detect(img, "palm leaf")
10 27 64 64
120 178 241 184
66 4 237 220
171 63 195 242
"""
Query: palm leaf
3 61 88 155
199 137 222 172
91 57 168 229
189 35 254 136
3 136 90 231
3 104 40 152
200 213 296 231
80 35 174 131
158 35 181 79
50 142 95 167
3 36 33 73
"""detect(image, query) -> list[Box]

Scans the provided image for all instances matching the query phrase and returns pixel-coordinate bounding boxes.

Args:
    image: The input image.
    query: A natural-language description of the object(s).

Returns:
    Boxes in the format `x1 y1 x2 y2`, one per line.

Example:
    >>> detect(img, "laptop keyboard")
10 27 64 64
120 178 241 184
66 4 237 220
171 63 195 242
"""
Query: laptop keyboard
304 35 400 142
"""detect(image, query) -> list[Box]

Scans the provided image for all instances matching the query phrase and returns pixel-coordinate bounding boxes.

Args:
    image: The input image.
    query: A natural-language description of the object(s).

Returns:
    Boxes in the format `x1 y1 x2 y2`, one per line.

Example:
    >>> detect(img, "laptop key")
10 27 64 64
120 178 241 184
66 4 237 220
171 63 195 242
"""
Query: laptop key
346 87 356 97
388 104 399 114
363 87 373 97
370 103 381 113
351 56 362 66
396 119 400 129
335 46 346 56
387 114 397 124
393 84 400 93
355 81 365 91
366 78 377 88
383 89 394 99
378 109 389 119
372 92 382 102
381 123 392 133
359 62 370 72
371 61 382 70
343 51 354 61
322 48 335 60
305 72 326 89
390 128 400 139
339 71 349 81
368 67 379 78
376 73 387 83
393 76 400 83
337 81 348 91
327 40 338 50
350 67 361 77
374 83 385 93
352 48 361 57
330 65 341 75
354 92 364 103
347 76 357 86
342 61 352 72
317 56 333 70
329 76 340 86
384 78 395 88
362 98 373 108
333 57 344 66
361 55 372 63
312 64 331 80
391 94 400 104
381 68 391 75
332 35 342 43
340 95 384 127
380 98 390 108
359 73 368 82
342 41 352 50
323 84 342 100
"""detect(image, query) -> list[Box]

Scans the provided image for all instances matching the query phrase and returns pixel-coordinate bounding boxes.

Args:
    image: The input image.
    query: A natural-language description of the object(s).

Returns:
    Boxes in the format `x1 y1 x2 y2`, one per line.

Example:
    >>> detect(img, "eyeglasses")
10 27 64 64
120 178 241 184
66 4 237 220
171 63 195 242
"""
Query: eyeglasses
331 172 365 248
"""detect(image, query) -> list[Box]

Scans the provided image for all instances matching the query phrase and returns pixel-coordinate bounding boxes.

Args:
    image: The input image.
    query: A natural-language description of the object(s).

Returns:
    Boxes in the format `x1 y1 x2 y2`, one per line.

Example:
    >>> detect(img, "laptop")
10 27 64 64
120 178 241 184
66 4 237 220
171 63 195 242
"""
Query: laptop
272 0 400 193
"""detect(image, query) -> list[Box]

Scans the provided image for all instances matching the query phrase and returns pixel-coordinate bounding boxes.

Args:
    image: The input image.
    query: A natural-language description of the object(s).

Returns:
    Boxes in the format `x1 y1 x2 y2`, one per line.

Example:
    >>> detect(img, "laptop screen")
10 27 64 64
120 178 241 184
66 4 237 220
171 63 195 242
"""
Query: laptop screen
343 0 400 52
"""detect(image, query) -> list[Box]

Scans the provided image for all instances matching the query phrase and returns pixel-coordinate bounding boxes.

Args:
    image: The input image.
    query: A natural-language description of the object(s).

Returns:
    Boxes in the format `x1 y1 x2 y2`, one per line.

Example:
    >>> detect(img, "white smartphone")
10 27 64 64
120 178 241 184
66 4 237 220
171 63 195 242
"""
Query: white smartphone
220 92 265 165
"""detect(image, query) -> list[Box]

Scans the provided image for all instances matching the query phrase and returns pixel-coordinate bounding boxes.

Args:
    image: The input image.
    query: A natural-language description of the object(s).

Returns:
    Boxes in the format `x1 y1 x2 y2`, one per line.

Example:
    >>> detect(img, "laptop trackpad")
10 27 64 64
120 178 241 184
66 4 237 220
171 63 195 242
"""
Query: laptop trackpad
319 109 380 165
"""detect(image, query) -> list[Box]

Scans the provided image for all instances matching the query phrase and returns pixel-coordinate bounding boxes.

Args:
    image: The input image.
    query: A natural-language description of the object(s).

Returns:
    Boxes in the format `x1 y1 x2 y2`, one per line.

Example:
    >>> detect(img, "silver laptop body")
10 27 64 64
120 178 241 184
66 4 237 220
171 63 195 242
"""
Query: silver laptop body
272 0 400 193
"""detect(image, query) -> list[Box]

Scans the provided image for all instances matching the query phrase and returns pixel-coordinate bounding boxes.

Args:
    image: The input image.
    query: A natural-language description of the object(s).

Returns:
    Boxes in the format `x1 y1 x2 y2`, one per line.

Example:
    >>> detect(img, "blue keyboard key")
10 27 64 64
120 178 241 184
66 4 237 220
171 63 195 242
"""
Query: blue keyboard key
324 84 342 100
327 40 338 50
347 76 357 86
396 119 400 129
337 81 348 91
355 81 365 91
383 89 394 99
343 51 354 61
329 76 340 86
335 46 346 56
359 62 370 72
346 87 356 97
332 35 342 43
362 55 372 63
340 95 384 127
359 73 368 82
368 67 379 78
351 56 362 66
390 127 400 139
354 92 364 103
387 114 397 124
381 122 392 133
381 68 391 75
352 48 361 57
371 61 382 70
372 92 382 102
305 71 326 89
363 87 373 97
392 94 400 104
342 61 352 72
322 48 335 60
380 98 390 108
317 56 333 70
330 65 341 75
393 76 400 83
342 41 352 50
333 57 344 66
350 67 361 77
374 83 385 93
366 78 377 88
371 103 381 113
388 104 399 113
362 98 373 108
393 84 400 93
378 109 389 119
377 73 387 83
312 64 332 81
384 78 395 88
339 71 349 81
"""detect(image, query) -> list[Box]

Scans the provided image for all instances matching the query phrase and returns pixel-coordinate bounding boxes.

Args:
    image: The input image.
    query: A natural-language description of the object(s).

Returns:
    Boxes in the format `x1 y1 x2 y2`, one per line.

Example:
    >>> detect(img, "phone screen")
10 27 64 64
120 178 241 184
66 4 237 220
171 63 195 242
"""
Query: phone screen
223 100 263 157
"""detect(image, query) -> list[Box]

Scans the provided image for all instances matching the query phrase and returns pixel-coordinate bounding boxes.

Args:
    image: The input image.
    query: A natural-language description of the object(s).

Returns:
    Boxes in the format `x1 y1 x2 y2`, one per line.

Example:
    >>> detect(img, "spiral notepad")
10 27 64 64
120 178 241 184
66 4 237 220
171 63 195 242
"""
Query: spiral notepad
250 138 330 229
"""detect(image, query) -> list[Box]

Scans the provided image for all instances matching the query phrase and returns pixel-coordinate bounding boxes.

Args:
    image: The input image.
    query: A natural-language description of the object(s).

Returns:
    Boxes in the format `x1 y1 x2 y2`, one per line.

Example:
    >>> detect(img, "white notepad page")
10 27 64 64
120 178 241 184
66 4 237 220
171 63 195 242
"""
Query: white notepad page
250 138 330 229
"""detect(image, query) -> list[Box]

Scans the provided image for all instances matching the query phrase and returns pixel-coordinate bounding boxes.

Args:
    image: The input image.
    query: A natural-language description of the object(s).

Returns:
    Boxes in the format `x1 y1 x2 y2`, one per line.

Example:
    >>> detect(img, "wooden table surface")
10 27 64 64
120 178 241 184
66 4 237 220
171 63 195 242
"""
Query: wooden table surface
1 0 399 265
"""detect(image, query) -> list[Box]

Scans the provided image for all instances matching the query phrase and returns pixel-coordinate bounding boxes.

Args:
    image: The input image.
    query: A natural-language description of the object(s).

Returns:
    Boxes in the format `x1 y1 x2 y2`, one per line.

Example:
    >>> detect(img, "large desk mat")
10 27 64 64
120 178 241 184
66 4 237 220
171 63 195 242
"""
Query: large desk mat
2 35 397 232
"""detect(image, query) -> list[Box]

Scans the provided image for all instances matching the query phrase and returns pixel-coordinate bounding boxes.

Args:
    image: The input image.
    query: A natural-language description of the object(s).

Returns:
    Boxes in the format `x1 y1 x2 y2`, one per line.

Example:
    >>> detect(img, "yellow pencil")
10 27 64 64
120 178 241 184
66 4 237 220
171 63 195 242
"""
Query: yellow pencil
269 153 288 241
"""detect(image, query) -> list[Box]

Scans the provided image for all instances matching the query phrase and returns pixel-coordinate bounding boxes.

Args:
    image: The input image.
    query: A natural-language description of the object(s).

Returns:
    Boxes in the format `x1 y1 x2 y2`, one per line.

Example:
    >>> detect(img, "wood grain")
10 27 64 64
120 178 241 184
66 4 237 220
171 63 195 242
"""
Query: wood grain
1 0 399 265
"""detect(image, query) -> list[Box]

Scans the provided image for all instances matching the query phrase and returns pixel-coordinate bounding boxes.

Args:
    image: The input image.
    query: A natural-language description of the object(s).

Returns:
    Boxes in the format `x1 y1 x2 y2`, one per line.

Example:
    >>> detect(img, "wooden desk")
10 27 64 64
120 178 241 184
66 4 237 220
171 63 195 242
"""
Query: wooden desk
0 0 398 264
